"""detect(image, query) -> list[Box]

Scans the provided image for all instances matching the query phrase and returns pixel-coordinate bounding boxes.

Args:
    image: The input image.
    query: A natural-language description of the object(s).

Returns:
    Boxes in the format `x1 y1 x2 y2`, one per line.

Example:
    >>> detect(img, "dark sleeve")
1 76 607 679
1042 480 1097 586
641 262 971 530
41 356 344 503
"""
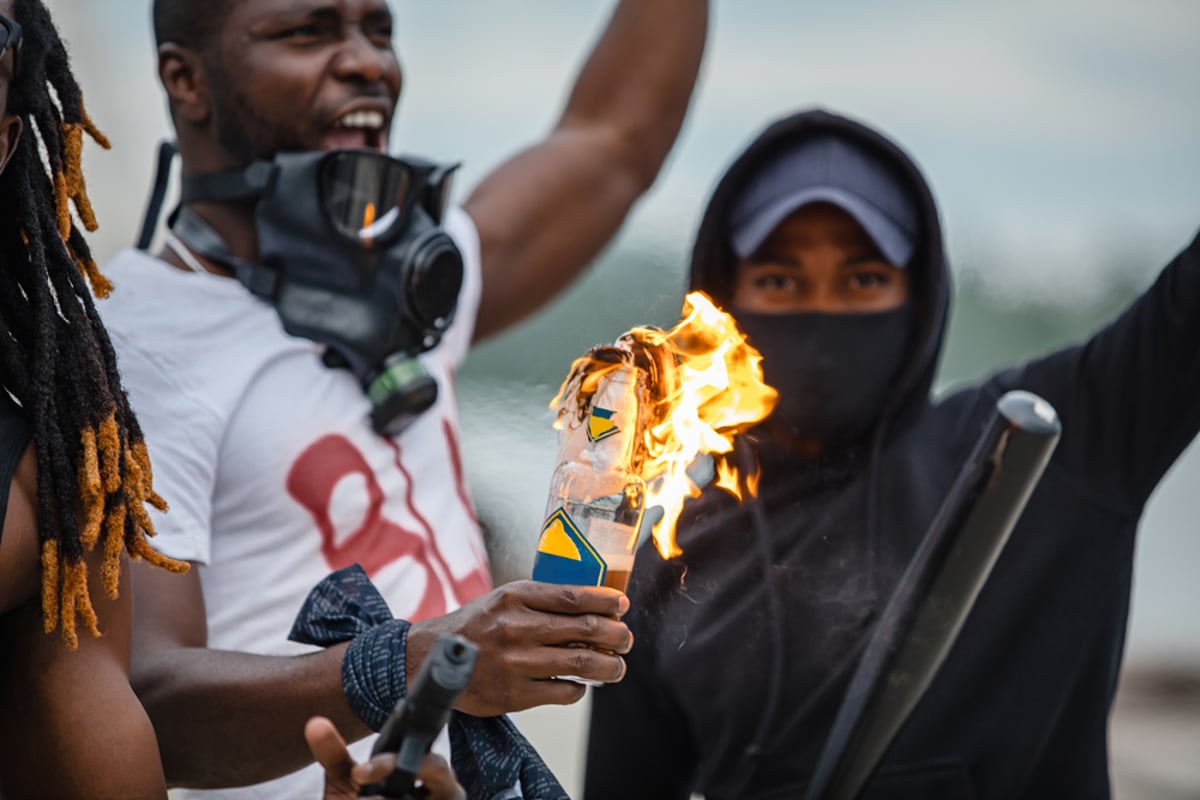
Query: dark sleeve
1003 230 1200 509
585 584 696 800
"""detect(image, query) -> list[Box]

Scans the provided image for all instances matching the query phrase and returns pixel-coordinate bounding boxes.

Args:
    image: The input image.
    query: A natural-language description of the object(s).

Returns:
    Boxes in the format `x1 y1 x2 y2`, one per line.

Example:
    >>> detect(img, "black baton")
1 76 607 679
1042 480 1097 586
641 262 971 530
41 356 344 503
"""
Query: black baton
804 390 1062 800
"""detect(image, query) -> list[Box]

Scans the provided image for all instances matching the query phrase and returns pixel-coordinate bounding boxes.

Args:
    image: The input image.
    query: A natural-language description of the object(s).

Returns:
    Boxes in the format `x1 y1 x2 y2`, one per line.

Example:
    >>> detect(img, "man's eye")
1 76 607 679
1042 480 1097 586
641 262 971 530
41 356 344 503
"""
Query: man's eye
278 24 322 40
849 272 889 290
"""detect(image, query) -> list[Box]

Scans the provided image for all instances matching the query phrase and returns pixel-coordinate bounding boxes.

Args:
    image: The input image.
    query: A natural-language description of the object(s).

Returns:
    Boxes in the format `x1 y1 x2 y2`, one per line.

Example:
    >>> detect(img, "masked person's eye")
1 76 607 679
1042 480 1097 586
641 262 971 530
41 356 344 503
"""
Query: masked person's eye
753 272 799 292
848 271 889 290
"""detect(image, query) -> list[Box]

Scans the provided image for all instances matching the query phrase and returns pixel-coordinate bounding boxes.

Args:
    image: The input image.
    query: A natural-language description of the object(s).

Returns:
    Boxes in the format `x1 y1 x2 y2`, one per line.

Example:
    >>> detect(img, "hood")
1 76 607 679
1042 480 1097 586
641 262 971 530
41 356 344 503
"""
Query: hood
689 108 950 442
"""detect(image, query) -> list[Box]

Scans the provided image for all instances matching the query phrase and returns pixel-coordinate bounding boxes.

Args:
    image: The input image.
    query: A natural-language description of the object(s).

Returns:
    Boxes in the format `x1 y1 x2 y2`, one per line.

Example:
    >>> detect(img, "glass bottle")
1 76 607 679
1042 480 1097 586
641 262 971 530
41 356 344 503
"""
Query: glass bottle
532 364 646 592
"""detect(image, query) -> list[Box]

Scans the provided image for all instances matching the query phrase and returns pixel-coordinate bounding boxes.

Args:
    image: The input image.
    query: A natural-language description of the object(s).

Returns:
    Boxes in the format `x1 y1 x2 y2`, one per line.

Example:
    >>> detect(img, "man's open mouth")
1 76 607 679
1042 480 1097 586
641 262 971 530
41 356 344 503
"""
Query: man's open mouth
323 109 388 151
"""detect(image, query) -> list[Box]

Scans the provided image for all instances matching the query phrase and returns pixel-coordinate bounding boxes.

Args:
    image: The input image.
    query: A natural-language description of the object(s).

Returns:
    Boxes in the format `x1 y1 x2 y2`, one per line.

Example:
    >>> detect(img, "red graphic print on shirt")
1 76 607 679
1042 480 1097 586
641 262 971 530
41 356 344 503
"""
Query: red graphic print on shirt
286 434 446 621
383 434 492 604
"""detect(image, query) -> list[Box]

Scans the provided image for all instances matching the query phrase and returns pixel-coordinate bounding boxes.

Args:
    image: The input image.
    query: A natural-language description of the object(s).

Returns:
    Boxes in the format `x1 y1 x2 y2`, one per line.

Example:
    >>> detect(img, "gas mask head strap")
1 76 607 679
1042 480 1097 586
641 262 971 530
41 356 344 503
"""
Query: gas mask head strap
171 208 281 298
136 141 276 246
179 160 277 205
135 140 281 298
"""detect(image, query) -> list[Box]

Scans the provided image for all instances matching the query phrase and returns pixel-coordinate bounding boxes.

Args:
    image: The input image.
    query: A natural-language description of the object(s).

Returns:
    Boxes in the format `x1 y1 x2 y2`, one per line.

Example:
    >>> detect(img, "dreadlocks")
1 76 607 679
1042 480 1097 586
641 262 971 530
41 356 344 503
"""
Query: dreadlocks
0 0 187 649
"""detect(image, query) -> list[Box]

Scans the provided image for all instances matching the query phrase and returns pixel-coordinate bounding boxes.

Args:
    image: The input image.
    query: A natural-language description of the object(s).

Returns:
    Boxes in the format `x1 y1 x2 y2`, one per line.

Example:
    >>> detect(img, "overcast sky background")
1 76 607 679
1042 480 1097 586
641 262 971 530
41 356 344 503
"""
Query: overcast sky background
64 0 1200 293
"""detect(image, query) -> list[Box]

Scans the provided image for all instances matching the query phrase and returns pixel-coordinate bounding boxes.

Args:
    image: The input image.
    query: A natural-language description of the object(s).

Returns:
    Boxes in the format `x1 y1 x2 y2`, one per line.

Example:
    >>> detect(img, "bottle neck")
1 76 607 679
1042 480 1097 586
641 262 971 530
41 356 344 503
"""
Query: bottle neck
584 366 643 473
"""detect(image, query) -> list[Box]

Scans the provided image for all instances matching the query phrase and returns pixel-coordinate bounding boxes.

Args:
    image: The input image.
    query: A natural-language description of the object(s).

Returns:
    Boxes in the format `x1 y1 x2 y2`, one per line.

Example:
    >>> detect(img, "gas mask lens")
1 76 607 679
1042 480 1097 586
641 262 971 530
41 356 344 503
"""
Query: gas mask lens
320 151 413 245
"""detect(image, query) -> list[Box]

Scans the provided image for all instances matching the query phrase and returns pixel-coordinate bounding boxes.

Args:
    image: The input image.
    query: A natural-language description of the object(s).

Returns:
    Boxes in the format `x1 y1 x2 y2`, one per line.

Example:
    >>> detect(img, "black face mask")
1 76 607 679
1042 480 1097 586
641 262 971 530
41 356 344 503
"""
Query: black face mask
137 143 463 437
736 306 915 451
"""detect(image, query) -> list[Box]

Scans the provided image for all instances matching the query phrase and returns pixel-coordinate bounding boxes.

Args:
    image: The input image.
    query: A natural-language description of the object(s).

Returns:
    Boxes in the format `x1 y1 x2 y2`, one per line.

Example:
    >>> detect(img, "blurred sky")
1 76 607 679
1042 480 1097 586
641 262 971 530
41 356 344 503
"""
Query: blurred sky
64 0 1200 298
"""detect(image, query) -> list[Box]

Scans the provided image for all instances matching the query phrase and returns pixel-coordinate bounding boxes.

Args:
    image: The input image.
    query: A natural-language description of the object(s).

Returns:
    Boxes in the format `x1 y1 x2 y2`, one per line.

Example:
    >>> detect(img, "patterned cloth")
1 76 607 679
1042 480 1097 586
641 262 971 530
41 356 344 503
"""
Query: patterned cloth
290 566 568 800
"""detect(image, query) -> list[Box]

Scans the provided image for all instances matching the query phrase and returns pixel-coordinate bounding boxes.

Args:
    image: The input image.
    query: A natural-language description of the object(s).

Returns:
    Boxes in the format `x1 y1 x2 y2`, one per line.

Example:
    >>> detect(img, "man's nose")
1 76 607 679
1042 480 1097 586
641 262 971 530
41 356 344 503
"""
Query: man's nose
331 33 395 86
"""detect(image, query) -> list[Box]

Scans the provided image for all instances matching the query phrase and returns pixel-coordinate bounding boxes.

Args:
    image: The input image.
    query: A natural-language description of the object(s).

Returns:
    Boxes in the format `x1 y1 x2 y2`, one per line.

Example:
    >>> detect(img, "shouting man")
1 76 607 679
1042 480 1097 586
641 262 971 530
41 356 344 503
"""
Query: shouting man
99 0 708 797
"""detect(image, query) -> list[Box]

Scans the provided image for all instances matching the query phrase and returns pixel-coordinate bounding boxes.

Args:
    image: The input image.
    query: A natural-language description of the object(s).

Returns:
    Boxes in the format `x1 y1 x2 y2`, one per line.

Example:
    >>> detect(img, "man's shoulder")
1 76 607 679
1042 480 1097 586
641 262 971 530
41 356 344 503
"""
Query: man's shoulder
98 249 293 420
444 207 480 264
436 208 484 361
99 248 273 346
102 247 186 297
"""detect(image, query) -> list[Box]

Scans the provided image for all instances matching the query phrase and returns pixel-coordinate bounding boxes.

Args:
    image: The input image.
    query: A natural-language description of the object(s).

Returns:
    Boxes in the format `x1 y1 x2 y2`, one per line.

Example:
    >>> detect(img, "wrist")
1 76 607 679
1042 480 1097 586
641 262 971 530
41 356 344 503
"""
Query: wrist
340 618 411 731
402 618 441 694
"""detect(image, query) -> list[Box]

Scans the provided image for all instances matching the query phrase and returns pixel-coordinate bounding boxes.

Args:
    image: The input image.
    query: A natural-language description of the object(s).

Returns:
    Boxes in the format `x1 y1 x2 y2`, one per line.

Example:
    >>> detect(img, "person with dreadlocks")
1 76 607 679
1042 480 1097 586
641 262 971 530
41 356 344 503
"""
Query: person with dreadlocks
0 0 188 796
96 0 707 797
0 2 469 798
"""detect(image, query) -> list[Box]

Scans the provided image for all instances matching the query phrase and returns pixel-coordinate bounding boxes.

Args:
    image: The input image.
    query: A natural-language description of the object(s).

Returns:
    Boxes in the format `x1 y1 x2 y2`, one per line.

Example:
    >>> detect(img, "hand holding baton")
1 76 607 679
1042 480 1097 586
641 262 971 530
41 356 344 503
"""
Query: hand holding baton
360 635 478 799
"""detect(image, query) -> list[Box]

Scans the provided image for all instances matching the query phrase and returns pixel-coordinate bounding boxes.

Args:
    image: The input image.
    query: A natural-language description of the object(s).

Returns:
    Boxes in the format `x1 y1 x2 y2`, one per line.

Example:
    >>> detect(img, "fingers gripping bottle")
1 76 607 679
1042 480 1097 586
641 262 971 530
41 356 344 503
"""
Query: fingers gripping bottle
532 360 647 592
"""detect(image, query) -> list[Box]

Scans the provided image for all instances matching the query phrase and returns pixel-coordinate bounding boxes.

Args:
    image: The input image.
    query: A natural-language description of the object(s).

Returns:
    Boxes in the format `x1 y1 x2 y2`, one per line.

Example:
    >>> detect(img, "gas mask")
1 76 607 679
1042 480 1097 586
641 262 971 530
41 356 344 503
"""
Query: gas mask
137 142 463 436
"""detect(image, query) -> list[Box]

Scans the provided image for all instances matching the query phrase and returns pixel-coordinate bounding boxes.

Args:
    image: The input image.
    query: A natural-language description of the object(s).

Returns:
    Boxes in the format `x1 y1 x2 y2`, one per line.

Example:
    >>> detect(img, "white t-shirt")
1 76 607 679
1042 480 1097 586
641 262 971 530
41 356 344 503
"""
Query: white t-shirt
101 208 492 799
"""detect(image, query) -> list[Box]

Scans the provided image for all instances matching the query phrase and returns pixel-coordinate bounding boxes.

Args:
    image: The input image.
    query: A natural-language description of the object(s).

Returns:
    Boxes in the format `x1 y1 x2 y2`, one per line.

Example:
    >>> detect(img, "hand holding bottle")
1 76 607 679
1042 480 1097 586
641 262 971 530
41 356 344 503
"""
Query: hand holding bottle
405 582 632 716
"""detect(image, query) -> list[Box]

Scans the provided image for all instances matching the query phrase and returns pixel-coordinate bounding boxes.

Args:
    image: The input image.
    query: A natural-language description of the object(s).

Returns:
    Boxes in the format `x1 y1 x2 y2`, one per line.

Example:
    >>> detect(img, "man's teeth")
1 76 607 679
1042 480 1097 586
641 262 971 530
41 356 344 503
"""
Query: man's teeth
336 110 385 130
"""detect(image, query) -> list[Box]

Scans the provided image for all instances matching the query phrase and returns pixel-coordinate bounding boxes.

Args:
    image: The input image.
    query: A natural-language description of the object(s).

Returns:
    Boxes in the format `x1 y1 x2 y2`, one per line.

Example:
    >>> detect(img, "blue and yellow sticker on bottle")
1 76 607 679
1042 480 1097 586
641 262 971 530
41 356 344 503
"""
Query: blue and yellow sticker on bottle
531 508 608 587
587 407 620 444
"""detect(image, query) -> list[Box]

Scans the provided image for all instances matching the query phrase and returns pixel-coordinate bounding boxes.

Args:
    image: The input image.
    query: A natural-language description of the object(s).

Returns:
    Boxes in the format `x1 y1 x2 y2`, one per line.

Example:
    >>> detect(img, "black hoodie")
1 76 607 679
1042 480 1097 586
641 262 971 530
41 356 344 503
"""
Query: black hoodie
586 109 1200 800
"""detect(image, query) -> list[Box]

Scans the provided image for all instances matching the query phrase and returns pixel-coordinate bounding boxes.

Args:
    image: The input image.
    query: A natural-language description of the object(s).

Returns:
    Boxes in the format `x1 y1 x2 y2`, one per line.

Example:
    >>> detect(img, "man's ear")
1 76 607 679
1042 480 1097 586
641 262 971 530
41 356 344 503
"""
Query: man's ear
159 43 211 126
0 113 23 176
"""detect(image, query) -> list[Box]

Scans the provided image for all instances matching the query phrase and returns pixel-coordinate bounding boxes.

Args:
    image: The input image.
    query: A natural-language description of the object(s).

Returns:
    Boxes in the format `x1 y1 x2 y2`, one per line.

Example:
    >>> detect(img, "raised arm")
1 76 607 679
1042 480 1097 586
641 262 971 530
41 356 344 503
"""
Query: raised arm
1005 229 1200 509
465 0 708 342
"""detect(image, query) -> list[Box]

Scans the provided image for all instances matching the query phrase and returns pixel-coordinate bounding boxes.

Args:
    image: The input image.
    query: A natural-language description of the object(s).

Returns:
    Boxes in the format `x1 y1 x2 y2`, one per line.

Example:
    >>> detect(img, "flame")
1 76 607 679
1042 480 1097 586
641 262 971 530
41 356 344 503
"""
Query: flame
551 292 777 559
361 202 378 248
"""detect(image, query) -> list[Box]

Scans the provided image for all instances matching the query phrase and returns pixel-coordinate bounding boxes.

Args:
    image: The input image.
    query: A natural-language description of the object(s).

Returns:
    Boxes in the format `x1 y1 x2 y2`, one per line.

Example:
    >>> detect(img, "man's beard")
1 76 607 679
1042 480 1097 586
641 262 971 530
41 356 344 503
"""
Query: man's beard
207 61 308 165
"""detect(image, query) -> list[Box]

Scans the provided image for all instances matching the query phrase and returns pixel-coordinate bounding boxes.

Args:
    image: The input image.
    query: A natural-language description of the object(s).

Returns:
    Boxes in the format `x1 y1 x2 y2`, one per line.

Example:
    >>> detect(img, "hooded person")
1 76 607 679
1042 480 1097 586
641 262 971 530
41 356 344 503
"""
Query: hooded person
585 108 1200 799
